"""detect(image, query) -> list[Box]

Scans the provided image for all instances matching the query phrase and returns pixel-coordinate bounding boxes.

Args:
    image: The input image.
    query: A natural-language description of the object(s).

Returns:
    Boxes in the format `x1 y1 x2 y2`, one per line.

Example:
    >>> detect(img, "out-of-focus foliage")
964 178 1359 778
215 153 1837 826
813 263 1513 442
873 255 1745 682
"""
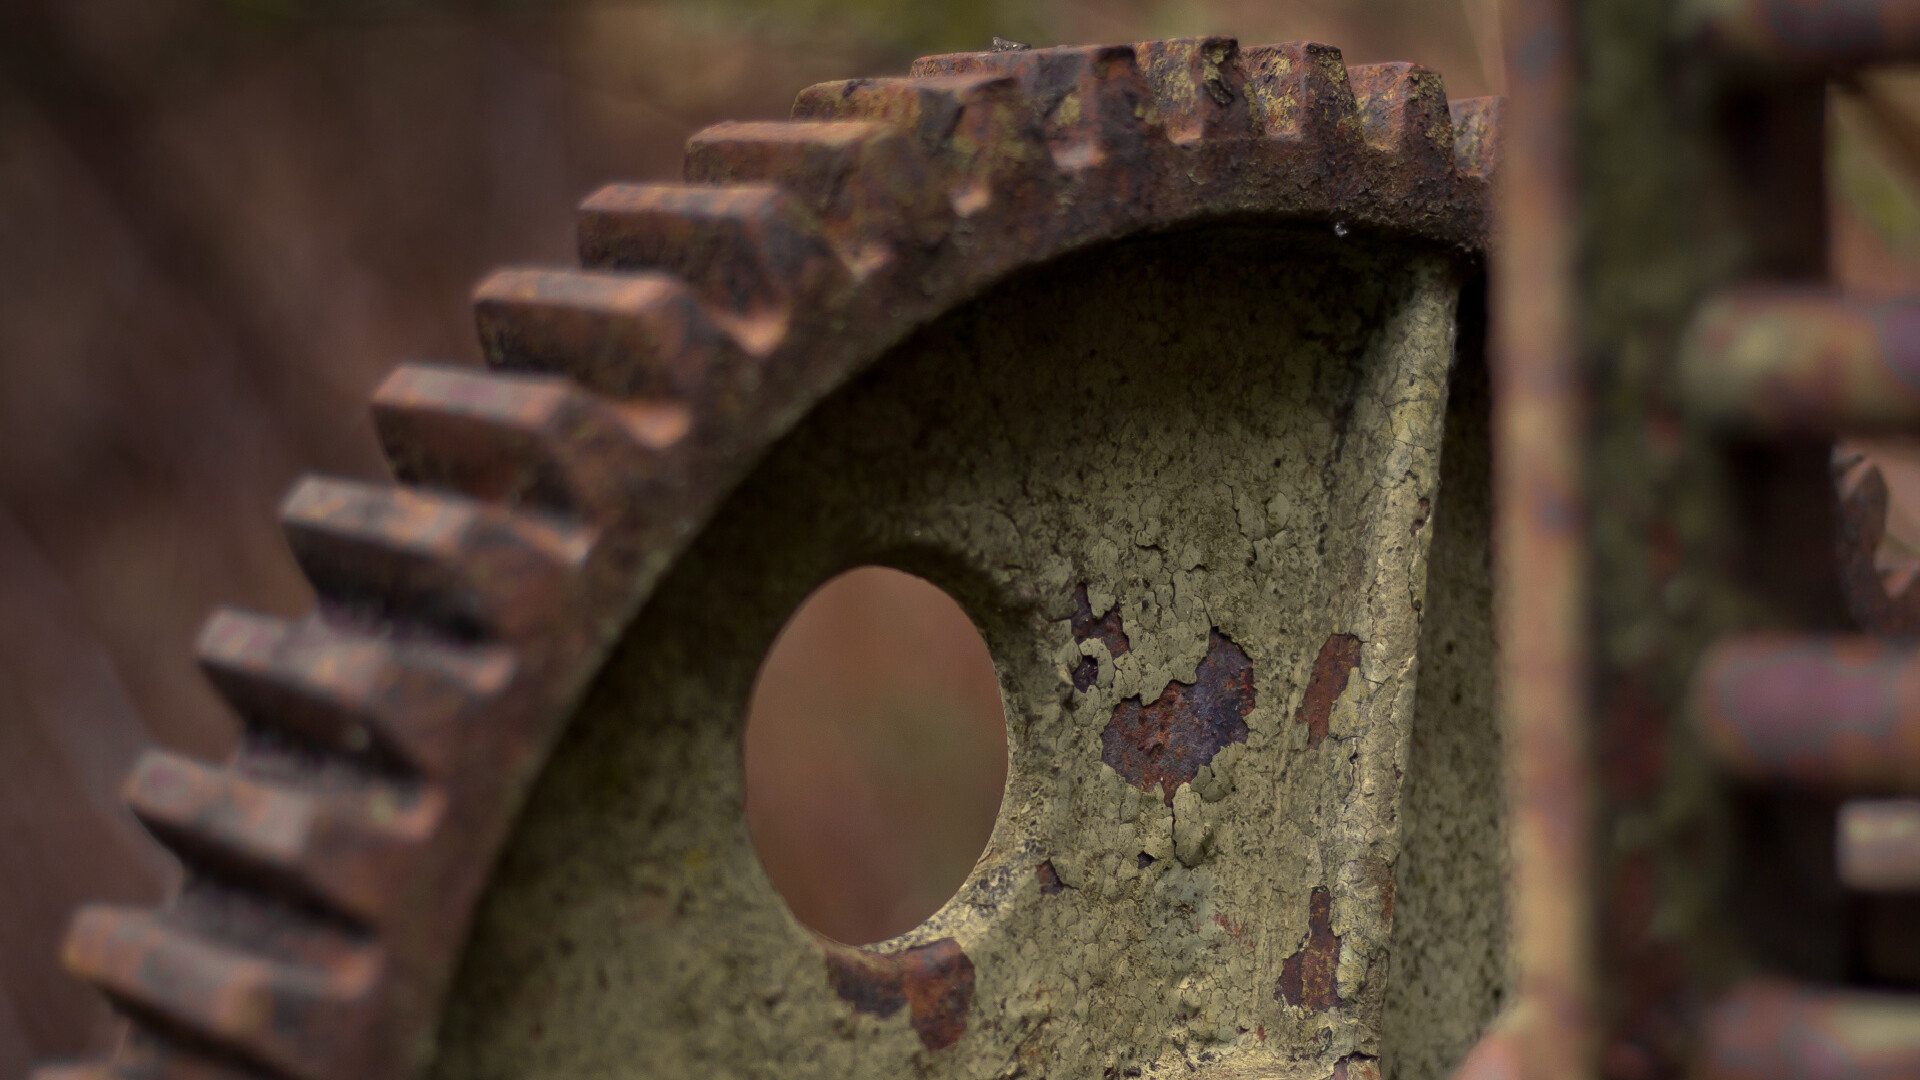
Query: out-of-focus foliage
1833 74 1920 277
213 0 544 20
669 0 1048 60
208 0 1044 58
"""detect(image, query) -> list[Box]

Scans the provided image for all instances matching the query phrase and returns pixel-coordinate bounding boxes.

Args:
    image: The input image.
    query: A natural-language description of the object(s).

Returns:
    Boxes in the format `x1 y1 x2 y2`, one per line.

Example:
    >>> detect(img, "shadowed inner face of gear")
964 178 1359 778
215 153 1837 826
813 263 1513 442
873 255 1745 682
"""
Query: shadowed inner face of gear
433 224 1502 1080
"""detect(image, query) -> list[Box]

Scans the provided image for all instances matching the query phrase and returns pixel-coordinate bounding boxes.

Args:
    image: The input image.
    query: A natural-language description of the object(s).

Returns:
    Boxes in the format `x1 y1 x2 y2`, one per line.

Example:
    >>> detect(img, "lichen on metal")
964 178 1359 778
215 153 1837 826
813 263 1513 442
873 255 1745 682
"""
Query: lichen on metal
31 36 1504 1080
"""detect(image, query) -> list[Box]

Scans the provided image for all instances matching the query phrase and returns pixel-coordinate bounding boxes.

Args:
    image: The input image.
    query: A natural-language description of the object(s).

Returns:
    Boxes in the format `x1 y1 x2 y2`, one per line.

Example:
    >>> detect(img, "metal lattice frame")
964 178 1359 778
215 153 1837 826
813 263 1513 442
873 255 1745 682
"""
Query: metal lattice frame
1475 1 1920 1078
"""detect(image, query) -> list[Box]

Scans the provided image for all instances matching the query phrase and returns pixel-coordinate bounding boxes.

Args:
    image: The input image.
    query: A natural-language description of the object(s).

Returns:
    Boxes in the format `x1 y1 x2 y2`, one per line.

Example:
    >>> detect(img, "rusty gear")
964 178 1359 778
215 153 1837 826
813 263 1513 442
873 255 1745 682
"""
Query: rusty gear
35 38 1498 1080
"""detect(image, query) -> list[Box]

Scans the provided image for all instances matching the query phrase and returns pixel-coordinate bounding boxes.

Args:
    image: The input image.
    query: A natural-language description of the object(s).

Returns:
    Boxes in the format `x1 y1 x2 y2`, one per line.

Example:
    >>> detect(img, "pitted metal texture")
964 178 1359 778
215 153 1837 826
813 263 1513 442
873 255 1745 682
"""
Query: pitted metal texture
30 36 1502 1080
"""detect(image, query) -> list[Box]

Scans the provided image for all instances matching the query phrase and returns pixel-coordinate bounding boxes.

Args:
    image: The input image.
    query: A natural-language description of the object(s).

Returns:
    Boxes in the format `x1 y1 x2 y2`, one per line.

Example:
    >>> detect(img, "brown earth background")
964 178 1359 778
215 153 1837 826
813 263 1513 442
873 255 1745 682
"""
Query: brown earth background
5 0 1919 1071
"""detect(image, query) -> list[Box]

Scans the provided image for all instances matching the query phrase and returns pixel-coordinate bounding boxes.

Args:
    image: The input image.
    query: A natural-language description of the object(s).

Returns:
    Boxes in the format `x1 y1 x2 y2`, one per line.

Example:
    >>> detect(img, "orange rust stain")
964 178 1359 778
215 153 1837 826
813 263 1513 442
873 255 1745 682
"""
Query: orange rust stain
823 937 975 1050
1294 634 1362 750
1275 887 1344 1011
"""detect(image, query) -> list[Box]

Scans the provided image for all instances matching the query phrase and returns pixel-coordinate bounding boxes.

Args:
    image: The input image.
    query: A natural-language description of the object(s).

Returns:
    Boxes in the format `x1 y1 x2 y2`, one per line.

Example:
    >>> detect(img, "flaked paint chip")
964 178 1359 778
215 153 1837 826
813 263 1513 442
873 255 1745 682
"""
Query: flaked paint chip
1275 887 1344 1012
1036 860 1068 895
1294 633 1362 750
1070 583 1131 691
824 937 975 1050
1100 629 1254 804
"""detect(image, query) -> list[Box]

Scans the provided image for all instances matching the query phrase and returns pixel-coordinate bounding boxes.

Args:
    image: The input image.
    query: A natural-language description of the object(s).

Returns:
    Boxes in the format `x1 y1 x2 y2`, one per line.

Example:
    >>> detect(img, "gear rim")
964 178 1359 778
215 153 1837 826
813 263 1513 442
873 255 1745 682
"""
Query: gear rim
33 37 1499 1080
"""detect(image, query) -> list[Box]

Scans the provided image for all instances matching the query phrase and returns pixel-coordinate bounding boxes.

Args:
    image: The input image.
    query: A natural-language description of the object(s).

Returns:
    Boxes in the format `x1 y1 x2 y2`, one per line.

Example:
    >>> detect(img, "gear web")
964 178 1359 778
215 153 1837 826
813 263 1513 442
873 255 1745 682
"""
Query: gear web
35 36 1496 1080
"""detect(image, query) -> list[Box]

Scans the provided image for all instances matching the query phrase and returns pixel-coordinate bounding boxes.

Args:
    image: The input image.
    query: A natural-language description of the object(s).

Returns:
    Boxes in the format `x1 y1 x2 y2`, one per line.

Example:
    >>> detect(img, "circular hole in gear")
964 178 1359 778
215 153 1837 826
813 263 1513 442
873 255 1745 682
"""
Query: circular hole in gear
744 566 1008 945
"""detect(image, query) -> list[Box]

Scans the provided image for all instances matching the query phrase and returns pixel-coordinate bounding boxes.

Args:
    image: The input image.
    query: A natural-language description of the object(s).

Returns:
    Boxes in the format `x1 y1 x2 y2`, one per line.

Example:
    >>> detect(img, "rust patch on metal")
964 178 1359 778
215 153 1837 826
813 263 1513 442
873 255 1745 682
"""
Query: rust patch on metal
823 937 976 1051
1275 886 1344 1012
1070 583 1131 691
1099 629 1253 803
1036 860 1067 895
1294 633 1363 750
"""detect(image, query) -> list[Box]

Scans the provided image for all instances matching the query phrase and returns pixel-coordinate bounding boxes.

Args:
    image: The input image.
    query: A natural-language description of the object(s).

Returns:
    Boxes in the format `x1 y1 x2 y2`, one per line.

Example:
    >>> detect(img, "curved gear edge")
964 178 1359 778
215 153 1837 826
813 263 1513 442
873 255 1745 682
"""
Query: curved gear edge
32 37 1500 1080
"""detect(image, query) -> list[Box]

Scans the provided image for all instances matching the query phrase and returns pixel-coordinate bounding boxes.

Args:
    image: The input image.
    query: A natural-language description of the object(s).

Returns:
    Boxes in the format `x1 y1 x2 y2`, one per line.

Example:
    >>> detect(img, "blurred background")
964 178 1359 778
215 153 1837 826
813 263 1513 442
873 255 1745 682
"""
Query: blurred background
5 0 1915 1071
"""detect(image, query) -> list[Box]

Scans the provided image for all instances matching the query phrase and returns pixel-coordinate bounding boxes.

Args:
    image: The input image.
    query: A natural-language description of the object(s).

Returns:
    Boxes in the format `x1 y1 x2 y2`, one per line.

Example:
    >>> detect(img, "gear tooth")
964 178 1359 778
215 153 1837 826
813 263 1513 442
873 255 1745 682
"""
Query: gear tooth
1703 980 1920 1077
279 478 591 641
122 750 437 927
197 609 513 777
1681 288 1920 429
1693 635 1920 789
1345 62 1454 167
790 78 868 120
474 267 743 400
909 45 1161 170
792 73 1021 135
1240 42 1356 143
684 120 939 242
1839 797 1920 891
197 611 368 755
577 183 844 354
372 362 689 525
1448 96 1501 180
789 75 1043 218
63 906 377 1080
1132 37 1250 143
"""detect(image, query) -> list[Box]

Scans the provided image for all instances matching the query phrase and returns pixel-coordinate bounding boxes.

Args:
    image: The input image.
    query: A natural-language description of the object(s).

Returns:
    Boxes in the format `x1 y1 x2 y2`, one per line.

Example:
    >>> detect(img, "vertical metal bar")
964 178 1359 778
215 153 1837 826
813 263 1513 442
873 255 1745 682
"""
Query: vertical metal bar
1491 0 1597 1076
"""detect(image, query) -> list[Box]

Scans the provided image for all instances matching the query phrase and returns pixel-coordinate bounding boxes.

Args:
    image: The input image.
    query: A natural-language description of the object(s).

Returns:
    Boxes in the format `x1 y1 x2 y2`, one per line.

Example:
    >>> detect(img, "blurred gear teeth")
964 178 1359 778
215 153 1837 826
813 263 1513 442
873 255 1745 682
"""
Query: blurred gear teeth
372 362 690 522
279 477 592 642
63 905 379 1080
577 183 846 344
473 267 745 402
913 44 1164 169
789 74 1039 217
123 748 439 928
196 608 514 778
38 37 1497 1080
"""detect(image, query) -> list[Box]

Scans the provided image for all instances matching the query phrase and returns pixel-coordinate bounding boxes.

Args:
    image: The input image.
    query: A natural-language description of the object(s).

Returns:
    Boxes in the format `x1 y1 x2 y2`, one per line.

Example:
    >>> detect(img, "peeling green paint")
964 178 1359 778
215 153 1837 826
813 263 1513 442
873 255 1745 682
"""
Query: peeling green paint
433 225 1502 1080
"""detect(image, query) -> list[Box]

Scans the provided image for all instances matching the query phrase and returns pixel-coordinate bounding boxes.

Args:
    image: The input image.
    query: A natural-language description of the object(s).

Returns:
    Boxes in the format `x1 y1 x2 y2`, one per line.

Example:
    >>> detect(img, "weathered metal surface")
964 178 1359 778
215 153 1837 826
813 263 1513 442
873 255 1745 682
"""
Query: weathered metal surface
1477 0 1595 1074
33 36 1503 1080
1482 0 1920 1076
1702 980 1920 1079
431 227 1488 1080
1838 797 1920 890
1835 443 1920 634
1099 630 1256 805
1687 0 1920 67
1679 290 1920 430
1694 636 1920 789
1510 0 1920 1076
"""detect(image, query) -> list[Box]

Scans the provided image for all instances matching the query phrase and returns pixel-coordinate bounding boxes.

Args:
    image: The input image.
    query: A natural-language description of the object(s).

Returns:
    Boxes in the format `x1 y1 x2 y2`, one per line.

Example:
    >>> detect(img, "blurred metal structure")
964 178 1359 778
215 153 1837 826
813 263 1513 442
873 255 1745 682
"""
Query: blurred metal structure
31 37 1508 1080
1475 0 1920 1077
